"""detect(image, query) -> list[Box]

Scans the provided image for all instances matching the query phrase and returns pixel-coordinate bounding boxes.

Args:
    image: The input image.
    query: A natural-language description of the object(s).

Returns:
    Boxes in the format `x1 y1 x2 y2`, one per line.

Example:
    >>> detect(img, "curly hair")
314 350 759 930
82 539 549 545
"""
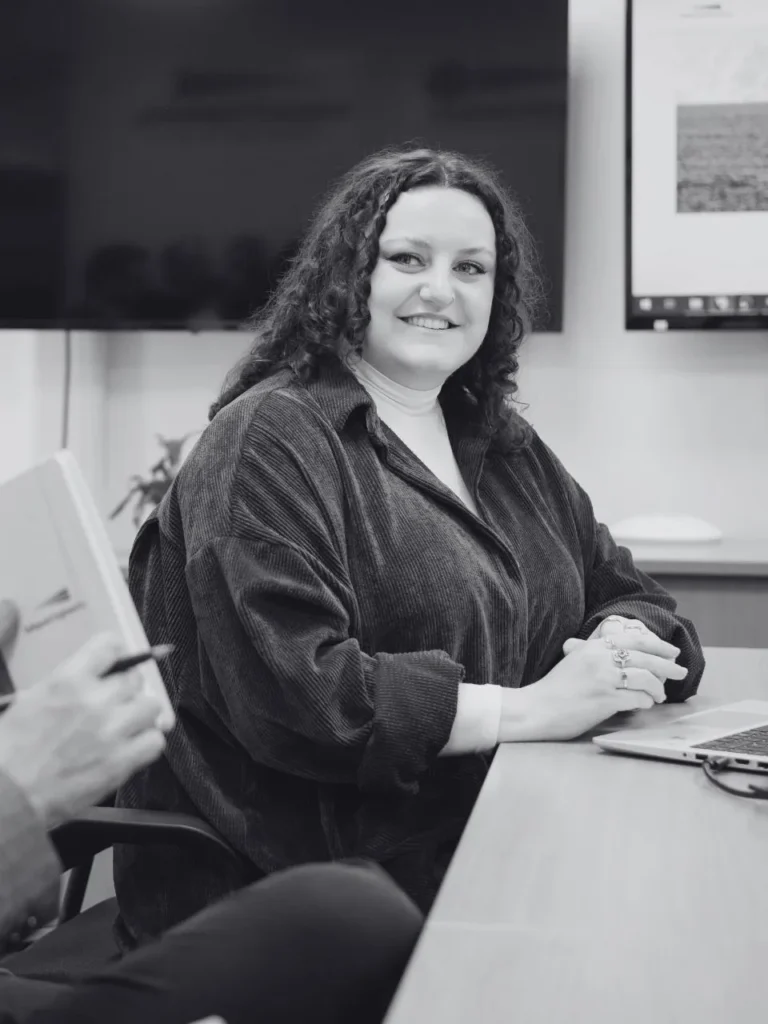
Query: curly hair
210 144 546 447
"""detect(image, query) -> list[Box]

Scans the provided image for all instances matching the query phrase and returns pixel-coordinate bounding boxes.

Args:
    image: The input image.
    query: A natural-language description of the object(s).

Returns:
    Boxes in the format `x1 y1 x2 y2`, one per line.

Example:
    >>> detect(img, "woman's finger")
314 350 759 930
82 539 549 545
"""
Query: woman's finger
562 638 584 656
561 637 684 697
614 667 666 704
104 690 166 739
51 633 126 682
594 616 680 661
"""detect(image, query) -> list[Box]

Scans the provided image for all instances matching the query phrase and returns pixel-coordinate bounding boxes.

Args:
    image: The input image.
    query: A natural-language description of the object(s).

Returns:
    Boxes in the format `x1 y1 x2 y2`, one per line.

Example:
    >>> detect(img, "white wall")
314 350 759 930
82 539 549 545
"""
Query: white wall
516 0 768 536
103 332 250 561
0 332 109 504
0 334 39 483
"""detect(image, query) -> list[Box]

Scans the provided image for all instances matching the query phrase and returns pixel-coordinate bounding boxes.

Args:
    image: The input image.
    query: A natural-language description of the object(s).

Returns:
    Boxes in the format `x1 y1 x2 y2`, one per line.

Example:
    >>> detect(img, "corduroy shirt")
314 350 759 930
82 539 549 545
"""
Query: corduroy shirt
113 359 705 948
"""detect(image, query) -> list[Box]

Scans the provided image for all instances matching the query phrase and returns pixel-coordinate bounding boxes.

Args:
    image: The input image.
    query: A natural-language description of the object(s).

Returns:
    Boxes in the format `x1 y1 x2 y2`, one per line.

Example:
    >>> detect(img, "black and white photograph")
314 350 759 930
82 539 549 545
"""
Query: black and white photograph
2 2 768 1023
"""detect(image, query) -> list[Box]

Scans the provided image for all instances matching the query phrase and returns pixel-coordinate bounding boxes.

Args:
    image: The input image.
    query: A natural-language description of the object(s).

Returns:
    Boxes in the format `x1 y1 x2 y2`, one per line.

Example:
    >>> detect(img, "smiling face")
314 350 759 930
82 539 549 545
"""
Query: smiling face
361 186 497 390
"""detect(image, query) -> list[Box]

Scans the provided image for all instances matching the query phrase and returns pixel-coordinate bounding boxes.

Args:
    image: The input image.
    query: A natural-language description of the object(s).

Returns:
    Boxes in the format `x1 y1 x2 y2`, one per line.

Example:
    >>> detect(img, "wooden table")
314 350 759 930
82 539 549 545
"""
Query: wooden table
385 647 768 1024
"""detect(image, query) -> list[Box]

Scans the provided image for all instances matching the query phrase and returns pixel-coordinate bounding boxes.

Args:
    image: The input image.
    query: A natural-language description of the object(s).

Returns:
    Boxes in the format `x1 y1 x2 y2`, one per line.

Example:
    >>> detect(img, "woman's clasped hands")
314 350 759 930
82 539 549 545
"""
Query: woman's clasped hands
503 615 689 742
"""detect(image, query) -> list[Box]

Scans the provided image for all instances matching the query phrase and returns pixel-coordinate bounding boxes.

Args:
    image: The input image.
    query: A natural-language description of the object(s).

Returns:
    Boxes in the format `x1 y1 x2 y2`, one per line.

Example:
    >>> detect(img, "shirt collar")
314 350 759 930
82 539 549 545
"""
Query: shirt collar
295 356 527 460
290 356 532 460
300 357 380 435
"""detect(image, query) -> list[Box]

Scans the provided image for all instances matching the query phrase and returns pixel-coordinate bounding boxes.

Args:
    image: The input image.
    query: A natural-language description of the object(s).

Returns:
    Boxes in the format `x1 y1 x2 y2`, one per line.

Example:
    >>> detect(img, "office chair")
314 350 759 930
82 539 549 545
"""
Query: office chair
0 797 236 984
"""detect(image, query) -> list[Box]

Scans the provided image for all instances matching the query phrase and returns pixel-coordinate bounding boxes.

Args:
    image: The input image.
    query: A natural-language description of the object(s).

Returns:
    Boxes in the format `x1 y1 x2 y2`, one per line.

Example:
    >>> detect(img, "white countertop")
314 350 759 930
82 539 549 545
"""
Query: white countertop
624 536 768 577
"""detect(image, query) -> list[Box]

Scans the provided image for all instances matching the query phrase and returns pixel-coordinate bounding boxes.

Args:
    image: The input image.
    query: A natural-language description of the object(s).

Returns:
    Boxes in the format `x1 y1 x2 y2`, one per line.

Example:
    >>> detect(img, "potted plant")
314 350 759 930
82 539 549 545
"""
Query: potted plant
110 431 200 528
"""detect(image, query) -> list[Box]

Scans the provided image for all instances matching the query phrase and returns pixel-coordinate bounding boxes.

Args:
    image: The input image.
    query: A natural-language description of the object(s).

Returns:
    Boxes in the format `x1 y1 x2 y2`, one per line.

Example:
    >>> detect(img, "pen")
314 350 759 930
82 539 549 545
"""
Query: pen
100 644 175 678
0 643 175 712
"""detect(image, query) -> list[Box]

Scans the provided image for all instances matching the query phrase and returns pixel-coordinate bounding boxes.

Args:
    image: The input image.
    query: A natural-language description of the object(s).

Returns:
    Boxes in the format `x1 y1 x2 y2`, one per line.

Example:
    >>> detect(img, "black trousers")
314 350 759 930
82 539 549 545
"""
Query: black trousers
0 860 423 1024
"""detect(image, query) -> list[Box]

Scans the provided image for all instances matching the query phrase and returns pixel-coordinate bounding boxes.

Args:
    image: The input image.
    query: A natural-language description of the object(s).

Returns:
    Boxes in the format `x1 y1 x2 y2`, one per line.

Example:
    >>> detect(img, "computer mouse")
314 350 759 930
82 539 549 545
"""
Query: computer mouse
609 514 723 544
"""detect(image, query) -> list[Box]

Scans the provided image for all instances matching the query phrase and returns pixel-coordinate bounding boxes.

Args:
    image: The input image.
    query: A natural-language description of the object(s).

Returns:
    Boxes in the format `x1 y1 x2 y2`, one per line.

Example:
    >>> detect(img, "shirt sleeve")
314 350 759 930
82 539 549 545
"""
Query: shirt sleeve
186 534 463 796
579 519 705 700
439 683 502 756
539 441 706 702
0 770 61 950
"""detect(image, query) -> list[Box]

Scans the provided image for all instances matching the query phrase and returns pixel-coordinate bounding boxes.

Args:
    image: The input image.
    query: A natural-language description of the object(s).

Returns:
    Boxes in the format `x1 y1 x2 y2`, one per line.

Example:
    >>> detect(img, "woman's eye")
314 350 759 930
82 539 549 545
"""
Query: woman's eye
388 253 422 267
387 254 486 275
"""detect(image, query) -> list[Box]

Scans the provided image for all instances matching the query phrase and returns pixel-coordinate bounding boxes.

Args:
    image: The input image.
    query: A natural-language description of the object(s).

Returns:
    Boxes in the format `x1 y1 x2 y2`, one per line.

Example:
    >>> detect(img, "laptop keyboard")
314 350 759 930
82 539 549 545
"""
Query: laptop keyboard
692 725 768 756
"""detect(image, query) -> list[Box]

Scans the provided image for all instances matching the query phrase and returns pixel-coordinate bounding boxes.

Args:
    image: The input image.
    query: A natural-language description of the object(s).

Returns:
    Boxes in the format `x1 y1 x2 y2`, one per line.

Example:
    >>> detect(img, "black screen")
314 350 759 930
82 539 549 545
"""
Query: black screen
0 0 568 331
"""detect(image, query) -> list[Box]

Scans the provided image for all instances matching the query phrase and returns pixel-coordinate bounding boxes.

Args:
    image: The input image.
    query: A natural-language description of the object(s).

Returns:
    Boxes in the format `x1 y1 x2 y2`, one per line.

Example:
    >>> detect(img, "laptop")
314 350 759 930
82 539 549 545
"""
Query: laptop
593 700 768 773
0 450 175 730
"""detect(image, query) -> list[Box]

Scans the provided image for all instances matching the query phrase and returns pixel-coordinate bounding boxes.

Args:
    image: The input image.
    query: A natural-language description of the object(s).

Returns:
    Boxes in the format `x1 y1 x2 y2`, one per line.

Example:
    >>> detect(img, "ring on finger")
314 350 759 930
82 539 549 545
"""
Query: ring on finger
603 637 633 688
604 637 631 663
611 647 631 670
610 645 632 689
624 622 649 634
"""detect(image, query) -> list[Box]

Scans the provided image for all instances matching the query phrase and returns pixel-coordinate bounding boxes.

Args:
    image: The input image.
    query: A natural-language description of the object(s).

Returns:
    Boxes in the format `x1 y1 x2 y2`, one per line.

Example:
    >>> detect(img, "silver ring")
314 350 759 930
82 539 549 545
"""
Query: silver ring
604 636 632 685
611 648 631 669
604 637 631 664
603 637 630 663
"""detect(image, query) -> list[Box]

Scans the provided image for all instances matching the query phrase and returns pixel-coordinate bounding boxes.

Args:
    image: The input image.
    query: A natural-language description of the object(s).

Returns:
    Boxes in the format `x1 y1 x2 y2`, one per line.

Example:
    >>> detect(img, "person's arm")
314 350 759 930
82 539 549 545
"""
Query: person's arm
539 441 705 701
438 683 502 756
0 770 61 951
0 601 60 947
177 397 508 783
578 519 703 700
188 534 465 793
0 629 169 951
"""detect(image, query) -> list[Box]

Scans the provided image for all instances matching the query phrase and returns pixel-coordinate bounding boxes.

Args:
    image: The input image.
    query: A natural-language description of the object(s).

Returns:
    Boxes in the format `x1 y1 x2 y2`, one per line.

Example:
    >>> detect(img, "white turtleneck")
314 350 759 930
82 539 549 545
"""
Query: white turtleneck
348 357 503 757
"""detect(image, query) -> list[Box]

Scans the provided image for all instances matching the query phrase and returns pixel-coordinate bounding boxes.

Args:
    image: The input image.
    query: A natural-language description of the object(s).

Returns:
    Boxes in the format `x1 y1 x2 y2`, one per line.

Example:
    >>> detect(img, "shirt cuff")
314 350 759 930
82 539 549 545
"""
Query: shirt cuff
439 683 503 756
0 770 62 945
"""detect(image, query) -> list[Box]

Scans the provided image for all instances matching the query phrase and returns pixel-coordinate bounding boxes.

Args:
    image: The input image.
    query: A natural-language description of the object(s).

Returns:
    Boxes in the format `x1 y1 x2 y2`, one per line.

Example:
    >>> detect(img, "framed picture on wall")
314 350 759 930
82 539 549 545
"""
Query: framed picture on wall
625 0 768 331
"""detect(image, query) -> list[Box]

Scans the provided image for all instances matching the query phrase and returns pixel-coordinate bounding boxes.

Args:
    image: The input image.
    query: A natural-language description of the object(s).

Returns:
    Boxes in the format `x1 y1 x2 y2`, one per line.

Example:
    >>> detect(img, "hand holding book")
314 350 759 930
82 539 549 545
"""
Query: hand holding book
0 630 172 829
0 597 173 711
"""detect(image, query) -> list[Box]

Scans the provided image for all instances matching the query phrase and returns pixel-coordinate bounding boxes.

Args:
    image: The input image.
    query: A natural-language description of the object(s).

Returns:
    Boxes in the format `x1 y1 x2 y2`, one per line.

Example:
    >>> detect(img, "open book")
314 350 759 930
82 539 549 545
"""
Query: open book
0 450 174 729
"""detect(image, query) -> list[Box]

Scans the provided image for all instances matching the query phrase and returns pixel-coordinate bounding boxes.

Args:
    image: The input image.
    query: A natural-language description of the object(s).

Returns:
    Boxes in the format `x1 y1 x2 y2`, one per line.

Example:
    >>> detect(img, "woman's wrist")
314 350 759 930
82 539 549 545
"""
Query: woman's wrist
498 684 543 743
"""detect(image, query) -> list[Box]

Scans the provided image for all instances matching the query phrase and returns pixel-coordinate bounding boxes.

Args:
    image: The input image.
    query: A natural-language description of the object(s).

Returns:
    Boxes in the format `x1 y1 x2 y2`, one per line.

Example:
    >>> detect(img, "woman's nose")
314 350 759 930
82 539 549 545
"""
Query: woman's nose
419 274 454 306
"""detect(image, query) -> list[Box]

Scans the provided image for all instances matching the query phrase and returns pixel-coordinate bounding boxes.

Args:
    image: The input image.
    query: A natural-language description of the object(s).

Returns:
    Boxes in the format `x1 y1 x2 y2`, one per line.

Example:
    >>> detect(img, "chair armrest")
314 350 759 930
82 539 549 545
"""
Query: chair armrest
50 807 235 870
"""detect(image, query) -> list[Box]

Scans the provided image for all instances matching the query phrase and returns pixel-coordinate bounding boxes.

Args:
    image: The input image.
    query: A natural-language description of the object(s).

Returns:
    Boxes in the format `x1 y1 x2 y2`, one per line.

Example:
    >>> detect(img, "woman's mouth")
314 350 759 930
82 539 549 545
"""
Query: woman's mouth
399 315 457 331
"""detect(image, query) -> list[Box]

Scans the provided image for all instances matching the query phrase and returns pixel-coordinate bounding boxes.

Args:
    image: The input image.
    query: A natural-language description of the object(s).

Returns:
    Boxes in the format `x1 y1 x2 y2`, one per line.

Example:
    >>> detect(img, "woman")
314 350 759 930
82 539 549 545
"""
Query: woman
114 144 704 950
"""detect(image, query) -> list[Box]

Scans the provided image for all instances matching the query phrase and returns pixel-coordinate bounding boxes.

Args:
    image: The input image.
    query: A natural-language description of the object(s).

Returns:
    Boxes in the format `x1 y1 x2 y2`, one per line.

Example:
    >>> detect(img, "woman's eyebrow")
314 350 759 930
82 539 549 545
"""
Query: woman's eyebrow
382 236 495 258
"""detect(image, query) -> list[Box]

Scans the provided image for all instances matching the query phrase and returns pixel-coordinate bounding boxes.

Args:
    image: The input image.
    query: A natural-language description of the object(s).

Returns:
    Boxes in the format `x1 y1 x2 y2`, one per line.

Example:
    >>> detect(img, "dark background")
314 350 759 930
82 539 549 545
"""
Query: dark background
0 0 568 331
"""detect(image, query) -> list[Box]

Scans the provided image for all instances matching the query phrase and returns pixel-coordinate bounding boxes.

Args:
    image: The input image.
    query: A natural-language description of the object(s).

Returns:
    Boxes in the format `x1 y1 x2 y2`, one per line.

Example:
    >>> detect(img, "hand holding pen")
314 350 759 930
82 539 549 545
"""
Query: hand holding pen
101 643 175 678
0 640 174 711
0 633 175 829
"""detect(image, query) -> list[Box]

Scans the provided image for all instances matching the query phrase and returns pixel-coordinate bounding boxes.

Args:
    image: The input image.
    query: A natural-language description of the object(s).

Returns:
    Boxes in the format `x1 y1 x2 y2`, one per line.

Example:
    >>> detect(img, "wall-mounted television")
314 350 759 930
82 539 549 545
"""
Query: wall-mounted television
626 0 768 331
0 0 568 332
